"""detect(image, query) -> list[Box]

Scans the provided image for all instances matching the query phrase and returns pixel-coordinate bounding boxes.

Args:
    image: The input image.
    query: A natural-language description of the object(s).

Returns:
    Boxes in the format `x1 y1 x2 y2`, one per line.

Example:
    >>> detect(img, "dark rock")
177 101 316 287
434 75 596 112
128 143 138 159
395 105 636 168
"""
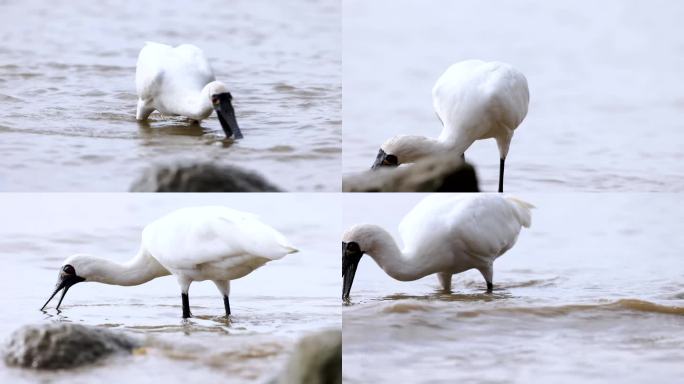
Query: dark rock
273 329 341 384
130 162 281 192
342 153 479 192
3 323 140 369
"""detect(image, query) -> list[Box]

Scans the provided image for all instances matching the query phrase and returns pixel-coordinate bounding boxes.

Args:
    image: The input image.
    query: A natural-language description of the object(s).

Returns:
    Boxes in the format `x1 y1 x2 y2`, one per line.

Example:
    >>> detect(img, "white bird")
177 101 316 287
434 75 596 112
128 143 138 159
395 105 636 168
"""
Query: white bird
41 206 297 318
371 60 529 192
135 42 243 139
342 194 533 300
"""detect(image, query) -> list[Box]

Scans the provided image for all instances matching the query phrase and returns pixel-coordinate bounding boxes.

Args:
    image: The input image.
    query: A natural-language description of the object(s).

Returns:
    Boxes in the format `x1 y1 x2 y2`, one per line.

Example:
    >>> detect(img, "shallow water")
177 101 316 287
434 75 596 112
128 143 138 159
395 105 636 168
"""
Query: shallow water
0 0 341 191
342 193 684 383
343 0 684 191
0 194 340 383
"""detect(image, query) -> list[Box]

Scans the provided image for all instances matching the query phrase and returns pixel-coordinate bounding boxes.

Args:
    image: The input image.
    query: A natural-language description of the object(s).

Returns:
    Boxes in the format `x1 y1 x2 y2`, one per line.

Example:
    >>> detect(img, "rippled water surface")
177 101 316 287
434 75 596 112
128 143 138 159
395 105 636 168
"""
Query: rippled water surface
343 0 684 191
0 0 341 191
0 194 340 383
342 194 684 383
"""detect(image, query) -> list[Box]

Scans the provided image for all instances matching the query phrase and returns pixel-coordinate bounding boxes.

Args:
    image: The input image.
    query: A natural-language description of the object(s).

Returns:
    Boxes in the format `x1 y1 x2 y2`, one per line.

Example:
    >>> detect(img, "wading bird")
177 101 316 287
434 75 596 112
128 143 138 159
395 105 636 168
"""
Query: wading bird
371 60 529 192
135 42 243 139
342 194 532 300
41 206 297 318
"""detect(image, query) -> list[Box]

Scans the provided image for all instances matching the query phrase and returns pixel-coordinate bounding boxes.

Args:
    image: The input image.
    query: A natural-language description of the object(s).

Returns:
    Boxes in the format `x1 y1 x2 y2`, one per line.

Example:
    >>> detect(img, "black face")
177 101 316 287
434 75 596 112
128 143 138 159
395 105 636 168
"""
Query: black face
371 149 399 170
212 92 243 139
40 264 85 311
342 241 364 301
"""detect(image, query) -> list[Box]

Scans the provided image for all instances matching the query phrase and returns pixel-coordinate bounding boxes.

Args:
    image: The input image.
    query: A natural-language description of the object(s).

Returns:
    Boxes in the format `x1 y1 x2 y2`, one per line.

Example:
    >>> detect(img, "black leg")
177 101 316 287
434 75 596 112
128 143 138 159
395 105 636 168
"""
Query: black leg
498 157 505 193
223 295 231 316
461 152 466 161
486 281 493 292
181 293 191 318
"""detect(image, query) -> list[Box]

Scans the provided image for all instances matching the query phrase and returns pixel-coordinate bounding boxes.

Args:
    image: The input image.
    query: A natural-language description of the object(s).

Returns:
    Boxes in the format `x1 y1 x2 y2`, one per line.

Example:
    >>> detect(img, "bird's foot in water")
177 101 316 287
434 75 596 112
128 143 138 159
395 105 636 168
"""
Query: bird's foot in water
223 295 231 317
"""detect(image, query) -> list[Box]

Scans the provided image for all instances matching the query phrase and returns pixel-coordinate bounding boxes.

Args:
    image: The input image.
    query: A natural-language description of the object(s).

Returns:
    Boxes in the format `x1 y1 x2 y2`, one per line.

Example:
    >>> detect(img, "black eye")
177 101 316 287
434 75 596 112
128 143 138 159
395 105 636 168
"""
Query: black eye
347 241 361 253
385 154 398 166
63 265 75 275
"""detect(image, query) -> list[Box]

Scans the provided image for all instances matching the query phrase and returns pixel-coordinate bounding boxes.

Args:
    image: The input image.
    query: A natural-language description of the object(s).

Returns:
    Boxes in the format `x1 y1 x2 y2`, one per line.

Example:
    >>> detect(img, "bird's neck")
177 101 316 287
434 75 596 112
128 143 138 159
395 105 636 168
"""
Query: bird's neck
166 83 215 121
437 129 476 158
383 135 450 164
363 226 441 281
85 248 170 286
177 90 213 121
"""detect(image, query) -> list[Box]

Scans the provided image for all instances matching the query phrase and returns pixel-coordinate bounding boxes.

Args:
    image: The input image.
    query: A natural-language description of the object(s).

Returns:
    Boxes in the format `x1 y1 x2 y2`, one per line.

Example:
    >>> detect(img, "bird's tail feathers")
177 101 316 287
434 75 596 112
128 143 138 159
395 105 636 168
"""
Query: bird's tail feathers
283 245 299 254
505 196 535 228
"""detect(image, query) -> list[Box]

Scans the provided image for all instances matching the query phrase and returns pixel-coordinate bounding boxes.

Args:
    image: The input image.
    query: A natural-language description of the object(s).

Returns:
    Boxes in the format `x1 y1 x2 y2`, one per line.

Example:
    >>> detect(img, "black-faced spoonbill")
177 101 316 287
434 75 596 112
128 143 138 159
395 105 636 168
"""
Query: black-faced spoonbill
342 194 532 300
371 60 529 192
135 42 243 139
41 206 298 318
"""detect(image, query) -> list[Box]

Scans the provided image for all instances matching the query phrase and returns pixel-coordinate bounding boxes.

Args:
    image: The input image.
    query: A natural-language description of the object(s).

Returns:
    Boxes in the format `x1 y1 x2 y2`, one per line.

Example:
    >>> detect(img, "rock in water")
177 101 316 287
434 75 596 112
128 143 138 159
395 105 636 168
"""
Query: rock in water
130 162 282 192
3 323 139 369
342 153 479 192
274 329 342 384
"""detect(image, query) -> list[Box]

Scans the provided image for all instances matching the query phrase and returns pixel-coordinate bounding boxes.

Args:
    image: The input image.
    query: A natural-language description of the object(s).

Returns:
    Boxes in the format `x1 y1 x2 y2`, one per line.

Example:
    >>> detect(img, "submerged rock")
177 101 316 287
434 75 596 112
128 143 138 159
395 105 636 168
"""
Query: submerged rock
273 329 342 384
130 162 282 192
342 153 479 192
3 323 139 369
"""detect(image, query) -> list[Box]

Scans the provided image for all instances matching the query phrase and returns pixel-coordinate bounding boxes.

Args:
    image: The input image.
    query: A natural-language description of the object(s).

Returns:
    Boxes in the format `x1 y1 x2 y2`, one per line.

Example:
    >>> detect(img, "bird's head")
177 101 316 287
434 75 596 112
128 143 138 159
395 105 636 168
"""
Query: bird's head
341 224 385 301
40 254 96 311
205 81 243 139
371 135 435 170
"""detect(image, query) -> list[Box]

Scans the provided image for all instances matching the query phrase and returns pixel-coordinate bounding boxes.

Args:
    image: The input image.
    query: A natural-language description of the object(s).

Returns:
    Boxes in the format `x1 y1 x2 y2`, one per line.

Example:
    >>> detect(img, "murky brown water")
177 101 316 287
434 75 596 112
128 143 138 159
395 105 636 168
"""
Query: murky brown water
0 0 341 191
342 194 684 383
0 194 340 383
343 0 684 191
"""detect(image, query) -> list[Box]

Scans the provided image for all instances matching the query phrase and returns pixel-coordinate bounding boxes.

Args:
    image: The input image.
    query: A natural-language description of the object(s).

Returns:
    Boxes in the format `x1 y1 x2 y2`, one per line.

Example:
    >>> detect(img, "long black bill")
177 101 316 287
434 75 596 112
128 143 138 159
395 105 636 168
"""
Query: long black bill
213 92 243 139
342 242 364 301
371 149 398 170
41 273 84 311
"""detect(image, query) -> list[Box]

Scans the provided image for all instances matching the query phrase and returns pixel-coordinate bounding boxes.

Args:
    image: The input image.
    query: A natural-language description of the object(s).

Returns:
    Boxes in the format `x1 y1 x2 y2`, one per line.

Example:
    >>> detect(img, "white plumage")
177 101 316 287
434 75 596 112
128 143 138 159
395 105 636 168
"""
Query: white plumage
432 60 529 157
373 60 529 192
144 206 294 271
342 194 533 299
41 206 297 317
135 42 243 138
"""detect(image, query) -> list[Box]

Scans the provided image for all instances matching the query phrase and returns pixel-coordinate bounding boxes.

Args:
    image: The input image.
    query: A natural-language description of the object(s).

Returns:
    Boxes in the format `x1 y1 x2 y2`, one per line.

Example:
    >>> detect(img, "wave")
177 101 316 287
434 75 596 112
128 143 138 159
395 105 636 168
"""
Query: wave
375 298 684 317
0 94 23 102
462 277 560 289
381 302 433 314
612 299 684 315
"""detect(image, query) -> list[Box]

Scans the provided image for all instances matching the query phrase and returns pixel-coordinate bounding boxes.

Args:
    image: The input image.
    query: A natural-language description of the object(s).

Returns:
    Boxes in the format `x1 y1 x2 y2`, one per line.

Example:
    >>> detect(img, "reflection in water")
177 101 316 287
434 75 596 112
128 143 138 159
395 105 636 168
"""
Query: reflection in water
0 194 340 384
136 119 208 137
343 193 684 383
0 0 341 192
